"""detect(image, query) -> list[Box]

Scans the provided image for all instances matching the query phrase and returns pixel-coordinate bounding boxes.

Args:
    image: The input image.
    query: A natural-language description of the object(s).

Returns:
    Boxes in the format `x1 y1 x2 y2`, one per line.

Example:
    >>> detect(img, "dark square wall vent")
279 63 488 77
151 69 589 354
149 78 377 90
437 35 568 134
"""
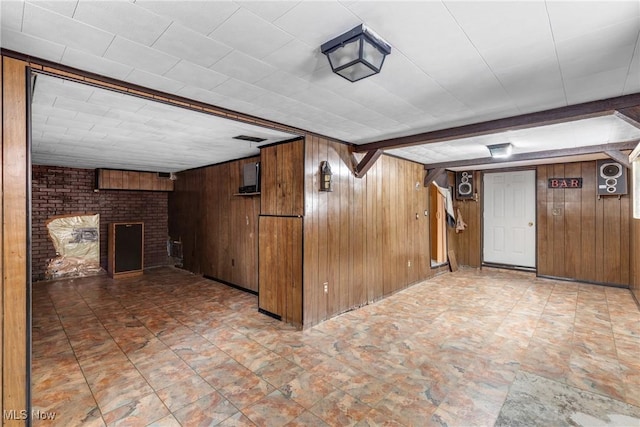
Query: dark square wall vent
233 135 267 143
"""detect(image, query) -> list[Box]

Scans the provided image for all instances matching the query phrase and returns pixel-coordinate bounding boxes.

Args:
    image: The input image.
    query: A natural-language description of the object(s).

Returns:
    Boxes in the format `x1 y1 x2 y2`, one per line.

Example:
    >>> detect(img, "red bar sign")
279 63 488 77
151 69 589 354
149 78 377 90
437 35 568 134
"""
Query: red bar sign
548 178 582 188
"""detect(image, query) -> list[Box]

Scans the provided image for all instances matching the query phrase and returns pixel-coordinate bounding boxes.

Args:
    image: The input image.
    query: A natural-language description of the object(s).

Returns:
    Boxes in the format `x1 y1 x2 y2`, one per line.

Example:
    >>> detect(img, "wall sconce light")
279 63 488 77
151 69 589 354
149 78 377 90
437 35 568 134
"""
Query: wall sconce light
320 161 333 192
321 24 391 82
487 143 513 158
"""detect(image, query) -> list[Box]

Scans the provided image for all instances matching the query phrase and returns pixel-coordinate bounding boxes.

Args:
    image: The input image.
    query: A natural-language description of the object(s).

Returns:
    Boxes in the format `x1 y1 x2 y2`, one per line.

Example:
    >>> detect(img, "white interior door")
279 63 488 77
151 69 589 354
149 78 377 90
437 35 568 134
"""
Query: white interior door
483 170 536 268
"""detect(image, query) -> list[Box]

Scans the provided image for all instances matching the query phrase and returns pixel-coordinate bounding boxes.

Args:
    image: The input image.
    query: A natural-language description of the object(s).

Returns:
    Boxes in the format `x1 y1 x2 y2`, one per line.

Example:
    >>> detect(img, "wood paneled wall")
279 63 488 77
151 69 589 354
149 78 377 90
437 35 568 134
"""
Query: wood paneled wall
258 216 303 325
169 157 260 292
632 217 640 302
448 162 632 288
302 136 432 327
2 56 29 425
96 169 174 191
260 140 304 216
537 162 631 286
449 171 482 268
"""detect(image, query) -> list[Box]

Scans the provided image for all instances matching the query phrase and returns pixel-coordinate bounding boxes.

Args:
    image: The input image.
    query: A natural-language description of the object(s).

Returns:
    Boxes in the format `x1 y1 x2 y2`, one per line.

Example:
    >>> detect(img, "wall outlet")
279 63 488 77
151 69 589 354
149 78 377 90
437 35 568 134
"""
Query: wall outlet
323 282 328 294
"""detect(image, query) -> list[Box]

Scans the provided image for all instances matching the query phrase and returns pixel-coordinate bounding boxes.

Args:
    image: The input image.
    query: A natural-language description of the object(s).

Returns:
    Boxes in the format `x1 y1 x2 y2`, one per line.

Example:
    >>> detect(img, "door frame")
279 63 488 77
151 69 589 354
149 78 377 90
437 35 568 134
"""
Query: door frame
481 167 538 271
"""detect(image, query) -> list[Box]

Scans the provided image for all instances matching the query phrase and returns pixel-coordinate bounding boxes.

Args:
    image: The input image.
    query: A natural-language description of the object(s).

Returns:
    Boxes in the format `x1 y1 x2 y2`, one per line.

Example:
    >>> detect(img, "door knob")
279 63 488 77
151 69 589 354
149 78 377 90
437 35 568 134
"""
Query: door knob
528 222 534 227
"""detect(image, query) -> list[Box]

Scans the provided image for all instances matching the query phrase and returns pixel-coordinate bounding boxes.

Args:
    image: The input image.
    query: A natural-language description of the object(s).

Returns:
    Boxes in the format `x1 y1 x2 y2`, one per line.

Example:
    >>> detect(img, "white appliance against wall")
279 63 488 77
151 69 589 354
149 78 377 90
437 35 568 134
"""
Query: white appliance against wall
483 170 536 268
596 159 627 195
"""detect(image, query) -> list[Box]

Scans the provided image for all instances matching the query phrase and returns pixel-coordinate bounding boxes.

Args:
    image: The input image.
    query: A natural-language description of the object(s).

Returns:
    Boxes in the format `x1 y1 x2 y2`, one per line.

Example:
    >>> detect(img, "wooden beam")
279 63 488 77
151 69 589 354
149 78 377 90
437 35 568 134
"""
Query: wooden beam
616 107 640 128
604 150 632 169
422 140 639 170
355 93 640 152
424 168 445 187
353 149 383 178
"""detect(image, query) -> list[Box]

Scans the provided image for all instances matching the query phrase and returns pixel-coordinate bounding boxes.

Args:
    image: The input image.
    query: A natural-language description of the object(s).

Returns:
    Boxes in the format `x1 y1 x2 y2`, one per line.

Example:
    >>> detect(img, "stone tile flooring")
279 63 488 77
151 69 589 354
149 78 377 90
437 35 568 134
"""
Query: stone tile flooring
32 267 640 426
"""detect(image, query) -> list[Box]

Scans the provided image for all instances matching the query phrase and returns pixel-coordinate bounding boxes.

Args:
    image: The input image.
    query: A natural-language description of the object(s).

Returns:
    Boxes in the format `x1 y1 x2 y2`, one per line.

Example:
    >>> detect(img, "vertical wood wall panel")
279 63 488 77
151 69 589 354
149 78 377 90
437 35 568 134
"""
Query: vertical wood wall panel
169 157 260 292
258 217 279 315
631 217 640 302
563 163 582 278
261 139 304 216
449 171 481 268
303 137 321 326
302 136 432 327
619 193 630 285
260 146 277 215
552 164 566 278
258 215 304 325
579 162 596 282
0 55 3 422
536 161 631 286
451 161 631 288
2 56 28 426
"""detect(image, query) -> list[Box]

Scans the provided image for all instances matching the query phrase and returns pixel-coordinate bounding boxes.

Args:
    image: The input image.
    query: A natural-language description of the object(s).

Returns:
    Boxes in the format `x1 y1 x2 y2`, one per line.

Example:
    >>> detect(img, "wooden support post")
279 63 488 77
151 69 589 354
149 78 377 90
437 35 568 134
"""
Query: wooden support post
2 55 29 427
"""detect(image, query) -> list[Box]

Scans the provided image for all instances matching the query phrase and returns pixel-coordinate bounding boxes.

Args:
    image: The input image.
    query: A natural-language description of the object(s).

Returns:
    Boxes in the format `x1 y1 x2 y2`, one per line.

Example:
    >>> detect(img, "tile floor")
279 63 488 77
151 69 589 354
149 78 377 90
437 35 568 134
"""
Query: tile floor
32 267 640 426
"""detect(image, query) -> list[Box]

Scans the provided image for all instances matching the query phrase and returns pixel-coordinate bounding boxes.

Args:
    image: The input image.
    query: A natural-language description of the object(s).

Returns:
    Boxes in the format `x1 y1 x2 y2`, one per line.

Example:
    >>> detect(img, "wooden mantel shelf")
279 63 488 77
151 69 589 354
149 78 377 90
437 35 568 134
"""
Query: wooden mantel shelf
233 192 261 196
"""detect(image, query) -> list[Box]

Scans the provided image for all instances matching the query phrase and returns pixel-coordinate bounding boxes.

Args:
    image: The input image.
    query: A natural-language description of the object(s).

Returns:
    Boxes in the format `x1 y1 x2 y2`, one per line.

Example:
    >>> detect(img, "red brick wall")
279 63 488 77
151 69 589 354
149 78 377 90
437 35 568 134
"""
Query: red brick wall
32 165 170 281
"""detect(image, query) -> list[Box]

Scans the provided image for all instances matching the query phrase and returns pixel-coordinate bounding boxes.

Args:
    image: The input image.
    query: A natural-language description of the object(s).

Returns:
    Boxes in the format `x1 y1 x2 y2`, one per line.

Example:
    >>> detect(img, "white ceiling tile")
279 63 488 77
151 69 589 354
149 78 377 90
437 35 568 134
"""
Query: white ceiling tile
254 71 311 97
445 1 552 53
26 0 77 16
124 68 185 94
236 1 298 23
214 97 264 117
32 104 77 120
556 19 638 79
61 47 134 80
22 2 114 56
559 43 636 80
1 28 66 62
1 0 24 31
481 39 558 75
338 80 424 121
496 62 564 96
53 96 110 116
136 0 239 36
87 89 145 113
274 1 358 47
564 67 629 105
74 0 171 46
31 89 56 107
46 115 93 130
18 1 640 170
176 85 229 106
163 60 229 91
74 112 121 128
210 8 293 59
371 54 465 115
214 78 270 103
210 50 276 84
42 78 93 101
624 37 640 95
103 36 180 75
547 1 640 42
262 39 328 78
151 22 233 68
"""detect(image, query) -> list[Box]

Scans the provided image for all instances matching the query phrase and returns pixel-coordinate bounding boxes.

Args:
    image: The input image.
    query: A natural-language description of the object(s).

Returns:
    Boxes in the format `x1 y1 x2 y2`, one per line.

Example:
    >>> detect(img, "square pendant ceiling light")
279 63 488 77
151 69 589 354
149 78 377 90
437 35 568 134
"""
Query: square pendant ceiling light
321 24 391 82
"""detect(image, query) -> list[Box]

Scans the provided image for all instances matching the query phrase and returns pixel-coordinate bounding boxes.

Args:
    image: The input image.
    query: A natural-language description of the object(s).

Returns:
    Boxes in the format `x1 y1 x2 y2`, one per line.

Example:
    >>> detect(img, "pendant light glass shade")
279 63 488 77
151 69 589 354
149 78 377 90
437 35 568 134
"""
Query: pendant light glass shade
321 24 391 82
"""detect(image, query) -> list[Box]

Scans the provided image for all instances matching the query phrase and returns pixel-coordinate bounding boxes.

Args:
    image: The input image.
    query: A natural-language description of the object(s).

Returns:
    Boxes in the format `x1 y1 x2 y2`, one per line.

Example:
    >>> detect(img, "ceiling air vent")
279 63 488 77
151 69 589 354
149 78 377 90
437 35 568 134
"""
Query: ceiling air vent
233 135 267 143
